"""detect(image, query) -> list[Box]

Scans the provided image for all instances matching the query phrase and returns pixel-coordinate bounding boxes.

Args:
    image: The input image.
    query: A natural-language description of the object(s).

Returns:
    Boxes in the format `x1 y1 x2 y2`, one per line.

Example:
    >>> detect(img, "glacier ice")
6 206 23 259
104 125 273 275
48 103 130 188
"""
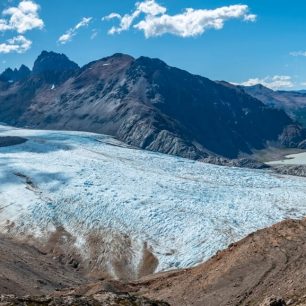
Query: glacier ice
0 125 306 273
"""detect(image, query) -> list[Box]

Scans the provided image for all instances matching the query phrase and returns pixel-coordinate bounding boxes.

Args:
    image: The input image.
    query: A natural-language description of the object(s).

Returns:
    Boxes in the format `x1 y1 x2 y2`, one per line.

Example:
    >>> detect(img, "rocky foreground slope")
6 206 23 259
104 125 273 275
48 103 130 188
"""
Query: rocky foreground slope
1 218 306 305
133 218 306 306
0 234 86 296
0 295 169 306
0 236 166 304
0 237 167 305
0 51 305 161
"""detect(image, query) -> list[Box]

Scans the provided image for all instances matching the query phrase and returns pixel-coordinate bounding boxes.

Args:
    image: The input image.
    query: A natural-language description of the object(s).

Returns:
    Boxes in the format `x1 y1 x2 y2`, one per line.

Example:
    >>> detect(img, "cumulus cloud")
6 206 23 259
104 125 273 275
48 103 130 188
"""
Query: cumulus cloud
58 17 92 44
0 1 43 54
0 0 44 33
103 0 256 38
103 0 166 35
235 75 294 90
290 51 306 57
0 35 32 54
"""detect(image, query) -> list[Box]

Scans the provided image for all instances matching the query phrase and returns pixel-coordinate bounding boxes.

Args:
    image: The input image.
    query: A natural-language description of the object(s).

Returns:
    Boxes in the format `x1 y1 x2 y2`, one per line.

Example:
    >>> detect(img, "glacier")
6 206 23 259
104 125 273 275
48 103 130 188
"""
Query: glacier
0 125 306 276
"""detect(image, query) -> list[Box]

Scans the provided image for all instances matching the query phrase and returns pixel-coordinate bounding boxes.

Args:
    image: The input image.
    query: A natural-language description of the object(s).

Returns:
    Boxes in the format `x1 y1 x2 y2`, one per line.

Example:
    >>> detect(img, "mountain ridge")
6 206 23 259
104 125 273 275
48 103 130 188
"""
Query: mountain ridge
237 83 306 127
0 51 305 161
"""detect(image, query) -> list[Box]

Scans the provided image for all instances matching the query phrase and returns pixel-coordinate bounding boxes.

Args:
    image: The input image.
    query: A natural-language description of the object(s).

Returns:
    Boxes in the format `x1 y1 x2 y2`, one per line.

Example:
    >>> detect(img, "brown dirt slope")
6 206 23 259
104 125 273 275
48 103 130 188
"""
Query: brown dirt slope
0 234 87 296
1 219 306 305
133 218 306 306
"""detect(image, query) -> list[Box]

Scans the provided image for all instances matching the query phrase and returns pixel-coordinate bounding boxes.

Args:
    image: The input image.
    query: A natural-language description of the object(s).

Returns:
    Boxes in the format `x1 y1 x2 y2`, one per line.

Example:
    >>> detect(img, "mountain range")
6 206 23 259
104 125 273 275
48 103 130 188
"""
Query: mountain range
0 51 305 161
237 84 306 127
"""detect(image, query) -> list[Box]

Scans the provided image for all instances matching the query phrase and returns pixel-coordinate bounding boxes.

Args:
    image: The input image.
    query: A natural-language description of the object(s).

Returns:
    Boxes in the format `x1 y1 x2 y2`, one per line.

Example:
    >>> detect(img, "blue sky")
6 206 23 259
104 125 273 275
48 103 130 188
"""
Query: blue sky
0 0 306 90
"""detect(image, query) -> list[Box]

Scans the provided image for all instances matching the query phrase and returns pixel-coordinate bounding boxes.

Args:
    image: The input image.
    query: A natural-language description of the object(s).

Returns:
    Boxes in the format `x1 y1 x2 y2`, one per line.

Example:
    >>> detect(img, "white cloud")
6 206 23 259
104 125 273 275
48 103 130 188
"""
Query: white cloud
0 35 32 54
235 75 294 90
103 0 166 35
75 17 92 29
103 0 256 38
290 51 306 57
0 1 43 54
90 29 98 40
0 0 44 33
58 17 92 44
243 14 257 22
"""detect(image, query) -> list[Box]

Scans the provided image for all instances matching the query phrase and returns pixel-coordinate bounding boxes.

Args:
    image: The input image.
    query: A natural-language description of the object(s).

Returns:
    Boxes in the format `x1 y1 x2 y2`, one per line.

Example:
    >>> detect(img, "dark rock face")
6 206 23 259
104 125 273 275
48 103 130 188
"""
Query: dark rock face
0 65 31 82
32 51 80 83
278 125 306 148
238 83 306 127
202 156 270 169
273 165 306 177
0 52 305 160
299 139 306 149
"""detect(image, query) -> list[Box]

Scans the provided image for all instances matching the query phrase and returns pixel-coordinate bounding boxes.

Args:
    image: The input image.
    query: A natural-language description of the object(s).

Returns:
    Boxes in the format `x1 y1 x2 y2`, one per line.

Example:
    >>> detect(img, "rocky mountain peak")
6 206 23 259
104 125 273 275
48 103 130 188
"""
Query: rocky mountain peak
132 56 169 76
32 51 80 83
82 53 134 68
0 65 31 83
33 51 79 73
18 65 31 77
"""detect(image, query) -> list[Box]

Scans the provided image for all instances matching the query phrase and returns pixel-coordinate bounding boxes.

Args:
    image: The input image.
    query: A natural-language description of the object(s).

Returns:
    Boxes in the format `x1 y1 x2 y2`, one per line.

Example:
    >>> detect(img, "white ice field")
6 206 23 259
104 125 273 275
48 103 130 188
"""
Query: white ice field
267 152 306 165
1 125 306 274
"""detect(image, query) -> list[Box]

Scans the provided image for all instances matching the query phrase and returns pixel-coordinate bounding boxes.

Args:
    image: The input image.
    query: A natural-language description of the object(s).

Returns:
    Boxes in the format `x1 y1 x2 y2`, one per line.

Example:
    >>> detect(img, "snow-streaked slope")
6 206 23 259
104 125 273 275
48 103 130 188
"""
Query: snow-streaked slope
1 125 306 276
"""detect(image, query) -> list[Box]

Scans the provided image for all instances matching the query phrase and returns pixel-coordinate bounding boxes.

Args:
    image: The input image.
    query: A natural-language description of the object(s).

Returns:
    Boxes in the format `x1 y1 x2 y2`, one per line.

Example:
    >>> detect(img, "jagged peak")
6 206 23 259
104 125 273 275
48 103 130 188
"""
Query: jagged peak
33 51 80 74
0 64 31 82
19 64 31 72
